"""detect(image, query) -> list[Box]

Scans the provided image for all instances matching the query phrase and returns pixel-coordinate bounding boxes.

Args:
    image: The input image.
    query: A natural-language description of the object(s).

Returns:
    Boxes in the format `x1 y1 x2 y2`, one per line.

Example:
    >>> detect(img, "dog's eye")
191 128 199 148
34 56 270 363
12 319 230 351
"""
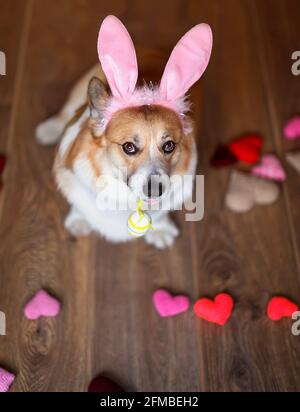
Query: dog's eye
162 140 176 154
123 142 138 155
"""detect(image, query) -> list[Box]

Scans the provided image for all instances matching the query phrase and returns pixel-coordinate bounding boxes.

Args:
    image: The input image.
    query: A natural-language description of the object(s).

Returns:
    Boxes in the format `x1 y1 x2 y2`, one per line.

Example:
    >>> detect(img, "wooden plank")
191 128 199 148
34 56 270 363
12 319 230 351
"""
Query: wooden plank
0 0 27 221
0 0 26 151
251 0 300 269
186 0 300 391
0 0 29 376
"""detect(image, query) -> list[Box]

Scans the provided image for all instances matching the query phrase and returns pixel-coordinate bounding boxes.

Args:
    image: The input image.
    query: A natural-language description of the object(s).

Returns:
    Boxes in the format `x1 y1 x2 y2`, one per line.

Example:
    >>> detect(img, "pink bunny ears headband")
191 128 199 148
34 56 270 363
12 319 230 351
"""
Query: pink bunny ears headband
97 15 213 130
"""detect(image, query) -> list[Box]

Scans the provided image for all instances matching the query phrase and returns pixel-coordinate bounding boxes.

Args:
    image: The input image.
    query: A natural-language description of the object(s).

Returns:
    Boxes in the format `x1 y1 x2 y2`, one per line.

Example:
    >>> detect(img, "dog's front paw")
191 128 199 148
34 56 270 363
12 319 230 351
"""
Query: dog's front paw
36 115 65 145
145 221 179 249
64 213 92 237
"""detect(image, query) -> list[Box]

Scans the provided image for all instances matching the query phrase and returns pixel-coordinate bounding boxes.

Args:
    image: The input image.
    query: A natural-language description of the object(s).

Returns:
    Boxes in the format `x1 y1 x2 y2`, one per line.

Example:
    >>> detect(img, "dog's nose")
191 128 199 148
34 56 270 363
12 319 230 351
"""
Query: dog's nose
143 174 165 198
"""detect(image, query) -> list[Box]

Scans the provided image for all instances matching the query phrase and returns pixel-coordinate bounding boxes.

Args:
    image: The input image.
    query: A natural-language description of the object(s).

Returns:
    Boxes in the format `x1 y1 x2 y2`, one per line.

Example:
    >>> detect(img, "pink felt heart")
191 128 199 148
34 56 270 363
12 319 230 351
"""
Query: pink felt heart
251 154 286 181
153 289 190 317
283 116 300 140
0 367 15 392
24 290 61 320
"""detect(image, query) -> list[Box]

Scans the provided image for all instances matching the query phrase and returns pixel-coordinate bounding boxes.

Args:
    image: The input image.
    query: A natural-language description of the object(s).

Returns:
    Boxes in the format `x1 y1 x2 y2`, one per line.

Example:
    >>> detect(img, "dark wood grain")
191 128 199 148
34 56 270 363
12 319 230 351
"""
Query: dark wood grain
251 0 300 270
0 0 300 392
0 0 26 151
0 0 27 219
189 0 300 391
0 0 29 375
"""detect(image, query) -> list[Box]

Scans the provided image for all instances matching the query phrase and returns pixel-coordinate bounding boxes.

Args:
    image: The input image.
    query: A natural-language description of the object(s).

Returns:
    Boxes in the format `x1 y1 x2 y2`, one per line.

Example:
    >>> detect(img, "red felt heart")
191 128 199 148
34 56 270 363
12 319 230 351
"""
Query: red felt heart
267 296 299 321
210 144 238 168
194 293 234 325
229 135 263 164
0 154 7 175
88 375 125 392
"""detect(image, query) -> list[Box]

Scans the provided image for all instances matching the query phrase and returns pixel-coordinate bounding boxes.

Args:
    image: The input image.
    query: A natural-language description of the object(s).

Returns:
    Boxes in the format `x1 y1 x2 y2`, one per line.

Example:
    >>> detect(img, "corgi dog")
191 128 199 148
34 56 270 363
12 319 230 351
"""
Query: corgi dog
36 16 212 248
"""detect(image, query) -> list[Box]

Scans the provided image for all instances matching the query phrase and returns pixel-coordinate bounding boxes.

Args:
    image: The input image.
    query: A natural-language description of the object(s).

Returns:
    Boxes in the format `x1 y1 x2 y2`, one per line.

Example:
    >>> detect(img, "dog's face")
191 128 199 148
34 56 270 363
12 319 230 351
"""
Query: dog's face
89 78 194 204
104 105 186 201
105 105 182 174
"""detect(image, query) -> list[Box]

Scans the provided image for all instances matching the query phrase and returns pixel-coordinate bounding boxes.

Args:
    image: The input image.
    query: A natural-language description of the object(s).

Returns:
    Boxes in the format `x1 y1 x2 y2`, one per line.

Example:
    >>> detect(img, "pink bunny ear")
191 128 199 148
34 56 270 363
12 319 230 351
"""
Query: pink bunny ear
97 15 138 98
159 24 213 101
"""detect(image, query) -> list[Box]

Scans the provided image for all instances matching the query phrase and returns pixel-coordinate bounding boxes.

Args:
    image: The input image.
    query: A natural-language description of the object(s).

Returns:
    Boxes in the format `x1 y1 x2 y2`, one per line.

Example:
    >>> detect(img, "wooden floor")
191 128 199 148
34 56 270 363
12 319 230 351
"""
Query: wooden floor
0 0 300 392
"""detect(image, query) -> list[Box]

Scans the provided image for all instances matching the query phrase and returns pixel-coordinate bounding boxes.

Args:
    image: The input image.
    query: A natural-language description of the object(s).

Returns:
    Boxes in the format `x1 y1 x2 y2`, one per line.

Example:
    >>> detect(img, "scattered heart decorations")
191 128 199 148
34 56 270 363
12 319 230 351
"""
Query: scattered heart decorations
194 293 234 325
0 367 15 392
283 115 300 140
24 289 61 320
286 151 300 174
210 144 238 168
210 135 263 168
228 134 263 164
88 375 125 392
153 289 190 317
251 154 286 182
267 296 299 321
225 170 279 213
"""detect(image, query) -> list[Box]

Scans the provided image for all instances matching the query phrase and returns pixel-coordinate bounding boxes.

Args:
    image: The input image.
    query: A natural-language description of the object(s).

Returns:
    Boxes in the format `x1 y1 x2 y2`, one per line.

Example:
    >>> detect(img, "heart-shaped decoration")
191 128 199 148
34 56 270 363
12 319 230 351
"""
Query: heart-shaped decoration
153 289 190 317
228 135 263 164
225 170 279 213
267 296 299 321
0 367 15 392
210 144 238 168
283 115 300 140
286 151 300 174
24 289 61 320
88 375 125 392
0 154 6 175
251 154 286 181
194 293 234 325
0 154 7 193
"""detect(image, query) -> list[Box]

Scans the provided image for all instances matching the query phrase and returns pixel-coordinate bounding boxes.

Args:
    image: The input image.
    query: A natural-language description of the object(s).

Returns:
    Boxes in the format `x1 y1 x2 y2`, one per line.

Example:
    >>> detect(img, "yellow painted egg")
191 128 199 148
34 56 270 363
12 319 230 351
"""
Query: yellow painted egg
127 210 152 237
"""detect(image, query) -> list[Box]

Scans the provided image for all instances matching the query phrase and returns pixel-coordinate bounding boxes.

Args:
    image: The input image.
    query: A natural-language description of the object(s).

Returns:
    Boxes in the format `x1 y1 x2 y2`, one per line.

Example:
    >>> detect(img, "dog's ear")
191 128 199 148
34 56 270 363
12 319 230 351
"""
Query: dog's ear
159 24 212 101
97 15 138 98
88 77 109 135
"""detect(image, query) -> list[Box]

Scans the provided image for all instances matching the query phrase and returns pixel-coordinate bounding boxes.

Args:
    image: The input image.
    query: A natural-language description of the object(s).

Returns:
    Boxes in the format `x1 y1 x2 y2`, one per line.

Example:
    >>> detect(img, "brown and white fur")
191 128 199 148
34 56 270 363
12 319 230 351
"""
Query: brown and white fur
36 62 198 249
